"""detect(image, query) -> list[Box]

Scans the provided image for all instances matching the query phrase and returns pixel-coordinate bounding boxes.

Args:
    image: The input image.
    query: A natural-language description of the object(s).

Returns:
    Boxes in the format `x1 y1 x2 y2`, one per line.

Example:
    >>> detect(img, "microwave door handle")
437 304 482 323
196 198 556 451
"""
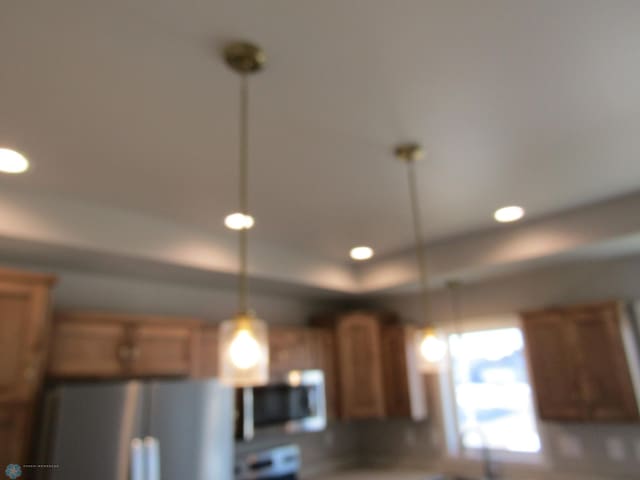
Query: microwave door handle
143 436 161 480
130 438 144 480
308 388 317 412
242 387 255 441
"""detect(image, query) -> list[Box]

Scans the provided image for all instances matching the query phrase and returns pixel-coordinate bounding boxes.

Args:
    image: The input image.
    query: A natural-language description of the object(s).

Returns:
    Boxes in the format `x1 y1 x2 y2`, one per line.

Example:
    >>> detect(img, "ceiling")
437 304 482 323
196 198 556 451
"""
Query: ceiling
2 0 640 266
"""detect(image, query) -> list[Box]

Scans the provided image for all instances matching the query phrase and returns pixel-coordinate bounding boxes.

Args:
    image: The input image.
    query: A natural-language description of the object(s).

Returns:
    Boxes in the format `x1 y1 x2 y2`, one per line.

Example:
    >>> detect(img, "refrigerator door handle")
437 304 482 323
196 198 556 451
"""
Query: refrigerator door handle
130 438 144 480
143 436 161 480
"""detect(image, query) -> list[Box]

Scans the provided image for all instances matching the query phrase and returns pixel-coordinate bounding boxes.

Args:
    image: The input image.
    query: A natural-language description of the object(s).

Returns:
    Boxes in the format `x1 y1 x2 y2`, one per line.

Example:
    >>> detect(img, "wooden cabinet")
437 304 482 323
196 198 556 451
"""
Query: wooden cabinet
0 404 30 467
266 326 339 417
0 271 55 403
569 303 639 421
197 325 218 378
522 301 639 422
269 326 313 377
131 323 197 376
308 328 339 419
380 324 427 420
335 313 385 419
522 309 586 420
0 268 55 468
48 312 201 378
47 319 125 378
312 311 427 421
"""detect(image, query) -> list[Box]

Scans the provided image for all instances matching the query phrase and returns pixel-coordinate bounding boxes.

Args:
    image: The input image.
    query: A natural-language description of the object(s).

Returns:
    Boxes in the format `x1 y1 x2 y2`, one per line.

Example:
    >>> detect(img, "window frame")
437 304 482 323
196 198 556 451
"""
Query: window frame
439 313 548 466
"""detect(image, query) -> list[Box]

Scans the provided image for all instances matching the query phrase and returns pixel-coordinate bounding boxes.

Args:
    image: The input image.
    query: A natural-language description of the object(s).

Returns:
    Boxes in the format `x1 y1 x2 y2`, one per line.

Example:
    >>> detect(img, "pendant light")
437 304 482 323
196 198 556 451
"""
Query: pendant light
218 42 269 387
394 143 447 372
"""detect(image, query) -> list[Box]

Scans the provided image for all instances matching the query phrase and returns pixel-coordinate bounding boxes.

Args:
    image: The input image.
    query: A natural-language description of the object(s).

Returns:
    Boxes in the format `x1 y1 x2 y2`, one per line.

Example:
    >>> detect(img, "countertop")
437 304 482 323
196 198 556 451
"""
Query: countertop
308 469 444 480
308 467 640 480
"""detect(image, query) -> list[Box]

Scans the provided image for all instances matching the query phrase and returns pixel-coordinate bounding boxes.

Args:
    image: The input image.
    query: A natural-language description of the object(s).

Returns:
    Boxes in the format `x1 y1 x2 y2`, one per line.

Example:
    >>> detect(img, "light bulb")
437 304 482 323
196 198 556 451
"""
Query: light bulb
228 329 261 370
287 370 302 387
0 148 29 174
419 332 447 363
494 205 524 223
225 212 254 230
350 246 374 260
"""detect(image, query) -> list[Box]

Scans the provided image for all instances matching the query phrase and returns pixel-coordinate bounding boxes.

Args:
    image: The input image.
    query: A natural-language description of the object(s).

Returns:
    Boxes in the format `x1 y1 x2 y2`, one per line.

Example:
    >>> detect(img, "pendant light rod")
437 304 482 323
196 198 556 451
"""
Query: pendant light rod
407 156 429 317
237 73 249 314
224 42 265 316
395 143 430 322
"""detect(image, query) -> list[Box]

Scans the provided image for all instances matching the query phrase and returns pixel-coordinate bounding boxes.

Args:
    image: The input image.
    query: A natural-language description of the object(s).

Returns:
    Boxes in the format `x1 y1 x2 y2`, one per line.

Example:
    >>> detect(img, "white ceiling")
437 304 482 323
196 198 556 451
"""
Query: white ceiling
2 0 640 263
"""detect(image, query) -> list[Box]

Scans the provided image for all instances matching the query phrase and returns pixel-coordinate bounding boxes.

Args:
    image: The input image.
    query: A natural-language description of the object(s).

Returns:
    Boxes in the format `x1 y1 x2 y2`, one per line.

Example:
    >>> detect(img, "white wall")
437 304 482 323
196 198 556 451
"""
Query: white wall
361 253 640 479
1 259 322 324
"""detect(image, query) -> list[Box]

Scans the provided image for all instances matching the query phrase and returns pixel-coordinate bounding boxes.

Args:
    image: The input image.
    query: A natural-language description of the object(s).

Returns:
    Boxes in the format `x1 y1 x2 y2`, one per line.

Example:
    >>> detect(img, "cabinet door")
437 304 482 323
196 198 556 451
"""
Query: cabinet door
131 324 197 376
269 327 312 377
308 328 338 419
570 303 639 421
522 310 587 420
336 313 385 419
0 283 51 402
380 325 410 417
196 326 218 378
48 320 127 378
381 325 426 420
0 404 30 466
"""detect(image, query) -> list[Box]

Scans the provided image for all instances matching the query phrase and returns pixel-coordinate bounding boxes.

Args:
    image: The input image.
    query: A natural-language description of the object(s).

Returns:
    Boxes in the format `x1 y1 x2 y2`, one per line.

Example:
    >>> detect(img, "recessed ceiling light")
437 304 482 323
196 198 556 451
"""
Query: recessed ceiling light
350 246 374 261
494 205 525 223
0 148 29 174
224 212 255 230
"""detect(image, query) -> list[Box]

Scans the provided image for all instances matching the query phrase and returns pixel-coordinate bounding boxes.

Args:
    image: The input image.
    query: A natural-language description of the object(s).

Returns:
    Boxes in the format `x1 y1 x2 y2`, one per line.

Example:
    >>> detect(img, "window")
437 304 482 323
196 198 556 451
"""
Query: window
447 326 541 455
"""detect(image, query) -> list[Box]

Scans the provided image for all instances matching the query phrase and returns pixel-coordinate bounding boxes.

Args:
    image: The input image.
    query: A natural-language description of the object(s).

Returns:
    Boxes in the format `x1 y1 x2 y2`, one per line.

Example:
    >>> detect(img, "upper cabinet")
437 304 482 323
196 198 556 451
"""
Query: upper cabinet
0 267 56 468
307 328 339 419
522 301 639 422
380 324 427 420
0 268 56 403
48 312 201 379
314 311 428 421
266 326 339 418
48 318 126 378
521 309 584 420
130 322 198 376
197 325 219 378
335 313 386 419
269 326 314 378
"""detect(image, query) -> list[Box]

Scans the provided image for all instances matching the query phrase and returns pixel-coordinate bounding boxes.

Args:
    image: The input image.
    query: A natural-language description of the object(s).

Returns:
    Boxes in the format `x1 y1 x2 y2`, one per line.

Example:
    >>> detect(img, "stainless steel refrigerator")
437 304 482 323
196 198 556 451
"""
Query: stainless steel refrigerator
37 379 234 480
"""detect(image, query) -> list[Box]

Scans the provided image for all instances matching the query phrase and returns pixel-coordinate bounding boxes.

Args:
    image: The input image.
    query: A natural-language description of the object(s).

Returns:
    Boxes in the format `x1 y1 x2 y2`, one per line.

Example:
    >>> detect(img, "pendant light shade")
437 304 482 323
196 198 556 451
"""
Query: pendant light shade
416 326 447 373
219 312 268 387
218 42 269 387
395 143 447 372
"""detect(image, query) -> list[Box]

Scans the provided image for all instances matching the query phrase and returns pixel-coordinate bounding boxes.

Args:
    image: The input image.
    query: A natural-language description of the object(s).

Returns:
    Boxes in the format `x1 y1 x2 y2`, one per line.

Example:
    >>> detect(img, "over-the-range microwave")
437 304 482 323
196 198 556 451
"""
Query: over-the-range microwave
235 370 327 441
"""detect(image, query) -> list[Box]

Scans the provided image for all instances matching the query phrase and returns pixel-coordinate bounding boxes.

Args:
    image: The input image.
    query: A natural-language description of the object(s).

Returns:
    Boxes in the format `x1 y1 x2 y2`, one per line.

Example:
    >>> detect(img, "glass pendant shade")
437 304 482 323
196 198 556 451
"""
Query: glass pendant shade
416 326 447 373
219 313 269 387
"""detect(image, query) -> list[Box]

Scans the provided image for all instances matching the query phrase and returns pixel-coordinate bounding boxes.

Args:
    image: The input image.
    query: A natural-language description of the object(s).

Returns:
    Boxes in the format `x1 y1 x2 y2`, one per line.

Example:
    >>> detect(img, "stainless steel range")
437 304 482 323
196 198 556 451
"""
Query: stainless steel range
235 444 301 480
